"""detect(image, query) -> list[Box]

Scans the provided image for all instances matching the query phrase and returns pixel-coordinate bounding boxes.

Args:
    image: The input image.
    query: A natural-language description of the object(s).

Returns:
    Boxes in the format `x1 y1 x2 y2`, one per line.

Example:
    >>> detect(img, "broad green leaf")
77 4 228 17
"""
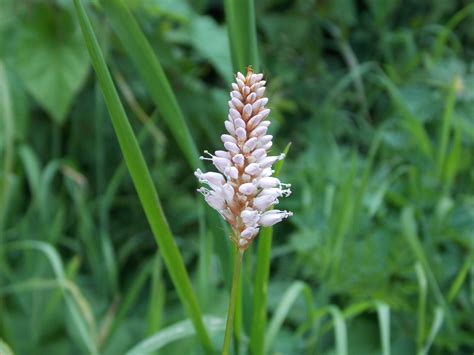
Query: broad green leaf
14 4 89 123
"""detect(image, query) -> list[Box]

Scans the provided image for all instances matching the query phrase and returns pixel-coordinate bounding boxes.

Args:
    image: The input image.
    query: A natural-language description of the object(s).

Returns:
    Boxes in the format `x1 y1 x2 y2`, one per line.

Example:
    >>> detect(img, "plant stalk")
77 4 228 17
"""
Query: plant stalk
222 247 243 355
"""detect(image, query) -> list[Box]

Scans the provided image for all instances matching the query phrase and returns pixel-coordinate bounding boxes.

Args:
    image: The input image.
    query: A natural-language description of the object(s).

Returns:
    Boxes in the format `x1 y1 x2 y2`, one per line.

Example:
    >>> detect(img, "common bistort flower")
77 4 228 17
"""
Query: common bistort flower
195 67 292 250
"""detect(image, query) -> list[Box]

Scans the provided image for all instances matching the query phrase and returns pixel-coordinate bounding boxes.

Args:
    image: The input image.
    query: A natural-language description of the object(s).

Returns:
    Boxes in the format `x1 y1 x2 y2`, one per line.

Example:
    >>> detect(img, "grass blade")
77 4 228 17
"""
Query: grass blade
328 306 348 355
447 250 474 302
401 207 453 334
436 78 457 179
415 263 428 353
224 0 259 72
377 74 433 159
99 0 233 292
250 143 291 354
5 240 97 354
0 62 15 233
100 0 200 169
126 316 225 355
420 307 444 355
264 281 314 354
376 302 390 355
72 1 213 351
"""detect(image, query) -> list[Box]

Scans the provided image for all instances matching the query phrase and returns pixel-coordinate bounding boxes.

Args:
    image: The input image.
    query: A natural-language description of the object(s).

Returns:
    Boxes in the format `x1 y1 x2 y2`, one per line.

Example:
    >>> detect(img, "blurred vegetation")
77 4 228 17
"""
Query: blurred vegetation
1 0 474 354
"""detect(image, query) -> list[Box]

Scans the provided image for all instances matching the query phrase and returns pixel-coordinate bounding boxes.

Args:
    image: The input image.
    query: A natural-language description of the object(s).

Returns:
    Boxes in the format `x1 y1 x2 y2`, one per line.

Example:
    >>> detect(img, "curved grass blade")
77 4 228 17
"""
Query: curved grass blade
420 307 444 355
100 0 200 170
126 316 225 355
314 305 349 355
447 251 474 302
264 280 314 354
5 240 97 354
433 3 474 58
72 1 213 352
377 74 433 159
328 306 348 355
401 207 453 333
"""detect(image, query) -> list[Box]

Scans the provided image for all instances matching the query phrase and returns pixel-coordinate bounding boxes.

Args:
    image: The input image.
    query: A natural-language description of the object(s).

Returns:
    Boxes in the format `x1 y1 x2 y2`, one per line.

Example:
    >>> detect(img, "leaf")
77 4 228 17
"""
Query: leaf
13 4 89 123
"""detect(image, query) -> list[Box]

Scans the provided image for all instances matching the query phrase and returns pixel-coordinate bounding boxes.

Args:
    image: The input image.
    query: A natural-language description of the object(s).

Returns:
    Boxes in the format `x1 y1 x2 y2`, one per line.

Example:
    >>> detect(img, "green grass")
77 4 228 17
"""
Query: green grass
0 0 473 354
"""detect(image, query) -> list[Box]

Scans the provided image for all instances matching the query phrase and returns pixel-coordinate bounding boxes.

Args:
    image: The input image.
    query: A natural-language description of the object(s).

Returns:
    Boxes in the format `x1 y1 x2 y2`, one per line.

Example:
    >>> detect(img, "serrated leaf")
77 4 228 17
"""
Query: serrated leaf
14 4 89 124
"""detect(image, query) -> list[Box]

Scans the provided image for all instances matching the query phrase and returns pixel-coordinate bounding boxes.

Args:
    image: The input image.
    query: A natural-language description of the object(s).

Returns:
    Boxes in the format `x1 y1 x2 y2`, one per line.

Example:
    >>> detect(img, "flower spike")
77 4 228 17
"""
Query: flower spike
196 67 292 250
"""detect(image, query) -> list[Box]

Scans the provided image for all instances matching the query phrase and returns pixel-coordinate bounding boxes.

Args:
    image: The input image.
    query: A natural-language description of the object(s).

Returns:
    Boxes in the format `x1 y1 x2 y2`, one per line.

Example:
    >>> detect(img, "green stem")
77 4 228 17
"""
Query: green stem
222 248 243 355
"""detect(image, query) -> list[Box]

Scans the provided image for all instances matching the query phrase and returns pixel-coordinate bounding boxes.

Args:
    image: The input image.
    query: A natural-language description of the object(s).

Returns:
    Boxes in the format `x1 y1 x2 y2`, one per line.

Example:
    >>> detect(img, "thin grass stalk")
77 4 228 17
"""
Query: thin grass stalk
436 78 456 179
72 1 213 352
250 144 290 354
0 62 14 233
222 248 243 355
100 0 200 169
224 0 259 72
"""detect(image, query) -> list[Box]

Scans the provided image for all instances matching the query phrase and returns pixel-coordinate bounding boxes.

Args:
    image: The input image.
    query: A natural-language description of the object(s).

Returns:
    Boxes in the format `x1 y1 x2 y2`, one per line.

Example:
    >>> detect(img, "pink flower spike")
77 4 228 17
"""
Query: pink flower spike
195 67 292 251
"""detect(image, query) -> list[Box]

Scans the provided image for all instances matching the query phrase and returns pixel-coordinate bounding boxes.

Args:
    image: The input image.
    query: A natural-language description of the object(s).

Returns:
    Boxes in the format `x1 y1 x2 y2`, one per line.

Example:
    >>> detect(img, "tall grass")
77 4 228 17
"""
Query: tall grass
73 0 213 352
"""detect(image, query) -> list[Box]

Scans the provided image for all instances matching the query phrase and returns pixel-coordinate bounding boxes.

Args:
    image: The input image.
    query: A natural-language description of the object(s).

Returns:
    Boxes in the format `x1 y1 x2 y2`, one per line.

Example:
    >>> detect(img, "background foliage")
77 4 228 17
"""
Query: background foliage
1 0 473 354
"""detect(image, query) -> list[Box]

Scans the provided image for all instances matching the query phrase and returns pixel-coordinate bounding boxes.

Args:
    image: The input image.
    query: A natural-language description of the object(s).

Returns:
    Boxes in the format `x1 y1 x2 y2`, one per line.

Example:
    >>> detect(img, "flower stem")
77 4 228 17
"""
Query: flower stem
222 247 243 355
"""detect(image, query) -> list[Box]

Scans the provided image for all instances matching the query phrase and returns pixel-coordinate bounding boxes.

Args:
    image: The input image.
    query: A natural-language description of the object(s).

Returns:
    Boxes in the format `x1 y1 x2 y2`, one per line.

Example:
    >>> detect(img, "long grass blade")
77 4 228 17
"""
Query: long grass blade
376 302 390 355
100 0 200 170
99 0 232 292
250 143 291 354
126 316 225 355
401 207 453 333
0 62 15 233
224 0 259 72
420 307 444 355
415 262 428 353
72 1 213 351
264 281 314 354
5 241 97 354
328 306 348 355
436 78 457 179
